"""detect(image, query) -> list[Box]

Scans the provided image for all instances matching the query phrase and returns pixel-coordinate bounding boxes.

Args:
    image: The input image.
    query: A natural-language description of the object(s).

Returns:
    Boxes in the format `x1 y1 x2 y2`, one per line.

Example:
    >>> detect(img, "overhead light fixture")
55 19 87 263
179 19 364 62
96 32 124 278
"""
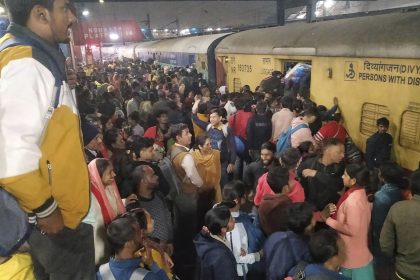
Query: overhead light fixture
109 33 119 40
99 0 104 3
82 9 90 17
0 6 5 14
324 0 335 9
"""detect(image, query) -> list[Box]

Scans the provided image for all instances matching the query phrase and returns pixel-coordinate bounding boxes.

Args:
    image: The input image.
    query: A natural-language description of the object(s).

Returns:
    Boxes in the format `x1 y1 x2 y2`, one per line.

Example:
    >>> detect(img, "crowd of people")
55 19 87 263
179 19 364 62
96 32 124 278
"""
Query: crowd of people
0 1 419 280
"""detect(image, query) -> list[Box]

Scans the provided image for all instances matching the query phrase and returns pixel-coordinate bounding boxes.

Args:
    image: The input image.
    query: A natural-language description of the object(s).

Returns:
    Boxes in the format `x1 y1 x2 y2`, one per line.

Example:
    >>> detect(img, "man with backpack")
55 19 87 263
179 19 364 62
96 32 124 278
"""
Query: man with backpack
0 1 94 279
277 107 318 155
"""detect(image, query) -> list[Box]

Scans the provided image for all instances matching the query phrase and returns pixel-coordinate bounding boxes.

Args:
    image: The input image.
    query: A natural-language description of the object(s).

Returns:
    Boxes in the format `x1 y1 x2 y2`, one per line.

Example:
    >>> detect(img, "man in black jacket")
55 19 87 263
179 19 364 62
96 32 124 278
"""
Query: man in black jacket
297 138 345 211
247 101 272 162
366 117 393 170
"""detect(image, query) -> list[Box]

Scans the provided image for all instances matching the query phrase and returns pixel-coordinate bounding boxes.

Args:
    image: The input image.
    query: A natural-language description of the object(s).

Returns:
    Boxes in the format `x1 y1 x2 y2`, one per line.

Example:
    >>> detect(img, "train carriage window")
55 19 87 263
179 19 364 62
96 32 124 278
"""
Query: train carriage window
399 110 420 152
360 103 390 136
233 78 242 92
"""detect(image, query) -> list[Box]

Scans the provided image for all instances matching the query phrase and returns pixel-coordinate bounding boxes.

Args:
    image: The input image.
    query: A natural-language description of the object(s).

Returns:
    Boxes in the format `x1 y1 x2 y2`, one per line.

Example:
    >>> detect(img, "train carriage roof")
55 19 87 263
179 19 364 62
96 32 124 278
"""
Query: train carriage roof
215 11 420 59
135 33 231 54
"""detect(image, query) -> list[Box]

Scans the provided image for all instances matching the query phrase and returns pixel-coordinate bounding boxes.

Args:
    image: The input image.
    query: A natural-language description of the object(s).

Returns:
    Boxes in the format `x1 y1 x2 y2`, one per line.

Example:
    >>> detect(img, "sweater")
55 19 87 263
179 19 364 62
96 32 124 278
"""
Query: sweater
326 189 373 269
127 192 173 243
380 195 420 279
254 171 305 206
258 193 292 236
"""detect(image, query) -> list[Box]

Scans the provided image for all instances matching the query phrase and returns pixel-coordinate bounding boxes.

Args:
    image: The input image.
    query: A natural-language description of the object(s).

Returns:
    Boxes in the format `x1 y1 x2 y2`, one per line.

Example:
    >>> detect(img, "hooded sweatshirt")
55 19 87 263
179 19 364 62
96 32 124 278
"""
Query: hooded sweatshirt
194 232 239 280
258 194 292 236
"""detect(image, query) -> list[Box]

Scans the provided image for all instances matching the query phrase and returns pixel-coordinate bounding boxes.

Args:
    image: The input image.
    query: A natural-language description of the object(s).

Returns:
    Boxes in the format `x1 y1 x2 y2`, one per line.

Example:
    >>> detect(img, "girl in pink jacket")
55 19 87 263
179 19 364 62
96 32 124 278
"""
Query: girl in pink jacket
323 164 375 280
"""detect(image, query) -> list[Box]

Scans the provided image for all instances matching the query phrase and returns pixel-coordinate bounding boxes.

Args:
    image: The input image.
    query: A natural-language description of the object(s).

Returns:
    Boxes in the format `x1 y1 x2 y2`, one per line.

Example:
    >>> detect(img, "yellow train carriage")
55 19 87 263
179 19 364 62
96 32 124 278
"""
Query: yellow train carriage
215 11 420 171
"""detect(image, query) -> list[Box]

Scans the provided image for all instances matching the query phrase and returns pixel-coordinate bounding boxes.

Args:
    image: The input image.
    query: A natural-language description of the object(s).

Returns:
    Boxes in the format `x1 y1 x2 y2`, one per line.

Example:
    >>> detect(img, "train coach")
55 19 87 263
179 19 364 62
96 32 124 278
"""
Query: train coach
124 33 231 87
215 11 420 171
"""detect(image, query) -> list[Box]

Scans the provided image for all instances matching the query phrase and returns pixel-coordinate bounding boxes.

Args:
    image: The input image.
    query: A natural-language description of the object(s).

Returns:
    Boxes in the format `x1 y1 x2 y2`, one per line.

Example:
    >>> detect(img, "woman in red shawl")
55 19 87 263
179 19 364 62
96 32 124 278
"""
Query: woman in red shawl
83 158 128 265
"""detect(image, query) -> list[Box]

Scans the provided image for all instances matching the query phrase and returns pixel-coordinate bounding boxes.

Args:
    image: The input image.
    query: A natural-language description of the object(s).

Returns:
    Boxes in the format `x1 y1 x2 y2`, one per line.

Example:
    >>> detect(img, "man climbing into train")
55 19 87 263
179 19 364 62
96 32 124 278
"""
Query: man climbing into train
0 0 94 279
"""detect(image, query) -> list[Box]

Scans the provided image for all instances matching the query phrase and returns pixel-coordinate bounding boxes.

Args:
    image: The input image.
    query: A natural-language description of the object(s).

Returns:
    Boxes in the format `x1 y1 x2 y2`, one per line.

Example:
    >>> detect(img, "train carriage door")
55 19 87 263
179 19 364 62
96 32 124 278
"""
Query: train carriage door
216 56 228 87
275 59 312 98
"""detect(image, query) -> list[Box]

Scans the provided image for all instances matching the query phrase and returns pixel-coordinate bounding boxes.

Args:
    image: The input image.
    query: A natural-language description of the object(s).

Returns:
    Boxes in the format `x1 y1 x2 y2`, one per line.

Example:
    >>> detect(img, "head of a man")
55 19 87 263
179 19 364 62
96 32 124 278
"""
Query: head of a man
209 108 224 127
133 137 155 162
133 165 159 192
260 142 276 167
376 117 390 134
267 166 290 195
322 138 345 164
309 229 346 270
169 123 192 147
5 0 77 44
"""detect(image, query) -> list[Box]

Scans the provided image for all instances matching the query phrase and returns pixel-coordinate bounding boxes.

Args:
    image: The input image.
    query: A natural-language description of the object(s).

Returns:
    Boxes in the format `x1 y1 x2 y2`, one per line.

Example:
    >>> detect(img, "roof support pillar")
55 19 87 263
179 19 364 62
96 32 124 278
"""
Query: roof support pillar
276 0 285 26
306 0 318 22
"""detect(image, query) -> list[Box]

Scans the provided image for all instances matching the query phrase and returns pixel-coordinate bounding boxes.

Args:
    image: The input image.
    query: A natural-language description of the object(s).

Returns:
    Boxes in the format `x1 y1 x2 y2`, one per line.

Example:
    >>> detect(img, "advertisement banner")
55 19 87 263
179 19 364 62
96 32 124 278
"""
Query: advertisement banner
72 20 143 46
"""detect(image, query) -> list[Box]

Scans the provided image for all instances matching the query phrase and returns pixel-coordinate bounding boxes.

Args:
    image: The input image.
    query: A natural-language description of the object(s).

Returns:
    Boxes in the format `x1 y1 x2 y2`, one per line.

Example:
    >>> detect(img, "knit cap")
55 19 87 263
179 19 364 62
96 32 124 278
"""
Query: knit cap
81 121 99 146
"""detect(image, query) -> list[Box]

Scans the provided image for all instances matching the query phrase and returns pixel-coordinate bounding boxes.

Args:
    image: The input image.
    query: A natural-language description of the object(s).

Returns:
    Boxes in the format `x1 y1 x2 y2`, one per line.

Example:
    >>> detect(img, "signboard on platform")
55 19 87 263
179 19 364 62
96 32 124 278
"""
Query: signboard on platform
72 20 143 46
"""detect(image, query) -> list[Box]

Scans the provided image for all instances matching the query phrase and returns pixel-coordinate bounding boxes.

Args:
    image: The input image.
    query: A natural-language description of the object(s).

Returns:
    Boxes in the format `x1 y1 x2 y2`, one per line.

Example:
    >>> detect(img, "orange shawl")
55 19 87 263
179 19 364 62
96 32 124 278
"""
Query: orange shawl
192 149 222 202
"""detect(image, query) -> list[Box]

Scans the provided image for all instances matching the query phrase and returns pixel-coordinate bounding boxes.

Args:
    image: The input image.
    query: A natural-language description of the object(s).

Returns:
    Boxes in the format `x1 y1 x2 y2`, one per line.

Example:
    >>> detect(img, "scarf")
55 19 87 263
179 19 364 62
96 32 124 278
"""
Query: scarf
192 149 222 202
88 159 126 225
332 185 363 220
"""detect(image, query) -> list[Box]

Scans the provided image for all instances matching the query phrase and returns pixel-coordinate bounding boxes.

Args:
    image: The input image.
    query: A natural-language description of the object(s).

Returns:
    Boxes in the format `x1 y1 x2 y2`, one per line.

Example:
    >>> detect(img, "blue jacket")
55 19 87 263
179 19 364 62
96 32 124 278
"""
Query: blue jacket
96 258 169 280
194 232 239 280
372 183 402 263
288 263 350 280
264 231 311 280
